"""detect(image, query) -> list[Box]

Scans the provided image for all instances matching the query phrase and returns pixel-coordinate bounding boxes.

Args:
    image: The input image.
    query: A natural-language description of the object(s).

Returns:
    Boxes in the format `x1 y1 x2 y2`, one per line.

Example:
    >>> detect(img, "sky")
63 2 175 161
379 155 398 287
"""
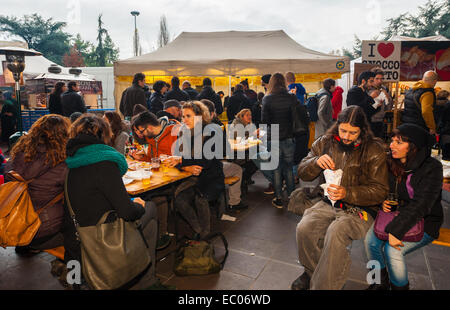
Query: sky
0 0 434 61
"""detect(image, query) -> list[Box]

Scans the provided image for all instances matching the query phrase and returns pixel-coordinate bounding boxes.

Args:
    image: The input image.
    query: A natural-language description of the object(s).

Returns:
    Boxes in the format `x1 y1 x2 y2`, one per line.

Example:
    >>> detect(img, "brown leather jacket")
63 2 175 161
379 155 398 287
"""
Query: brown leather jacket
298 135 389 217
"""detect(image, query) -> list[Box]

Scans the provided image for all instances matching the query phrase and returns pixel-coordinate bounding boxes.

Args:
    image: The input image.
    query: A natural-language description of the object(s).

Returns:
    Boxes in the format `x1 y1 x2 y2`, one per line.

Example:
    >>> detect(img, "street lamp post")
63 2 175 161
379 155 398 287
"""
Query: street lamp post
131 11 140 57
0 47 41 146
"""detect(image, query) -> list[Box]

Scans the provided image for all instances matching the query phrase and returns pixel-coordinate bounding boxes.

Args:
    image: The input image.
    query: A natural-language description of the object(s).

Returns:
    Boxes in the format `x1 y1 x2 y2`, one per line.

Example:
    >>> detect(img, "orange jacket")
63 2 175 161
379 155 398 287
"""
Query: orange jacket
143 123 180 160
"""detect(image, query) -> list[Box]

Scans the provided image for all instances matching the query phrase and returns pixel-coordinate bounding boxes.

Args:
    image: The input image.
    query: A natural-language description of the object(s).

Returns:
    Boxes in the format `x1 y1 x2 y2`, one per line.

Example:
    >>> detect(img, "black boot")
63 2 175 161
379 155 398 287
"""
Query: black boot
391 282 409 290
291 272 310 290
366 267 390 290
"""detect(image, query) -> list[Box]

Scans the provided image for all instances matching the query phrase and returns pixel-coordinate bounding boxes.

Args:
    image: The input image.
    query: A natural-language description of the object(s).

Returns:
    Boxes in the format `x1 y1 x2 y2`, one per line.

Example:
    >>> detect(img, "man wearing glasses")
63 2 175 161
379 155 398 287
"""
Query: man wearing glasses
369 68 393 139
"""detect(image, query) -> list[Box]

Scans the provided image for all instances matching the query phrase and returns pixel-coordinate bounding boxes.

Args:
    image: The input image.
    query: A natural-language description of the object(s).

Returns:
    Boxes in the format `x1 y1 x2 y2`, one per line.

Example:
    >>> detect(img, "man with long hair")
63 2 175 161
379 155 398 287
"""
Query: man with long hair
291 106 389 290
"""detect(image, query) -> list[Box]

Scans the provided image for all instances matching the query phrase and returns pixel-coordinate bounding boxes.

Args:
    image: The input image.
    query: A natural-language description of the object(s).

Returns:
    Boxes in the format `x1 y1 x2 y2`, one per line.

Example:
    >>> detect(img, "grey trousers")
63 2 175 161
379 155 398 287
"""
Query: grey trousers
222 161 243 206
131 201 158 289
296 200 374 290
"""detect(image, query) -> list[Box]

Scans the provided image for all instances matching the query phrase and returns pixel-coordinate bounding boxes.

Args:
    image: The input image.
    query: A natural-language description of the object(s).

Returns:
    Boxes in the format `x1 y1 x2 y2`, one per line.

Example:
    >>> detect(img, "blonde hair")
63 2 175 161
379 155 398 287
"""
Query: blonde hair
285 72 296 84
182 100 211 124
236 109 252 123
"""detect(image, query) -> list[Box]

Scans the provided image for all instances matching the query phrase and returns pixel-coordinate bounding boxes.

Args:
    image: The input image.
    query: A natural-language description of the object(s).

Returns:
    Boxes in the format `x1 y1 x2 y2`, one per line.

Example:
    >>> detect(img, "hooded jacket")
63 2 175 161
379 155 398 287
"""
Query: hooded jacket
143 116 180 159
6 148 68 239
401 81 436 132
384 138 443 240
298 134 389 219
331 86 344 120
148 92 165 115
315 88 333 139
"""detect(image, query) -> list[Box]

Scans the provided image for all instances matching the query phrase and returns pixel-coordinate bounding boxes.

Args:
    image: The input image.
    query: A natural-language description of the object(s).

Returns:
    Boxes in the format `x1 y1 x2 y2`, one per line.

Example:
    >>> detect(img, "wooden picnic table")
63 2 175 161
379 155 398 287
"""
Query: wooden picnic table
125 159 192 196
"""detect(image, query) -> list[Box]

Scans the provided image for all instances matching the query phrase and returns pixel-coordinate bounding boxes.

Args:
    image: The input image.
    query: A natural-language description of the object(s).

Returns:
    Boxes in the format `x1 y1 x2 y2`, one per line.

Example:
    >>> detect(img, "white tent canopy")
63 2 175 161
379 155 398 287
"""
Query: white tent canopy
114 30 350 76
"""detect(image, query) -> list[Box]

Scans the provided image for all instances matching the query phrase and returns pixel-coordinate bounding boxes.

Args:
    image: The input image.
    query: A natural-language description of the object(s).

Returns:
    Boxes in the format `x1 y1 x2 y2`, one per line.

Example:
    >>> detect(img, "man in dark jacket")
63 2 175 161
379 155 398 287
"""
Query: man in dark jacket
61 81 87 118
156 99 182 123
182 80 199 100
119 73 146 119
346 71 379 123
149 80 168 115
196 78 223 115
226 84 252 122
164 76 190 102
241 79 257 105
291 106 388 291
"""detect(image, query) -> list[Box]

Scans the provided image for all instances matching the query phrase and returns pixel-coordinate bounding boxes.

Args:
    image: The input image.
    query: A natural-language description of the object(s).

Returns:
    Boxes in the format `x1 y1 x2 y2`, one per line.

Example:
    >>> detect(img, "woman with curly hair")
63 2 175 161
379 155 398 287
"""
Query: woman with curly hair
6 114 71 254
103 111 130 155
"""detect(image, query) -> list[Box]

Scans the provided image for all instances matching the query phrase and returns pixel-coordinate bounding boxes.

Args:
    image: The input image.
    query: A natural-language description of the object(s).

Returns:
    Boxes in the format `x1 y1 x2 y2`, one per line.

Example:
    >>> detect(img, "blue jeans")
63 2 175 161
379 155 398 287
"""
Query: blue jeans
252 142 274 185
272 138 295 199
364 224 434 287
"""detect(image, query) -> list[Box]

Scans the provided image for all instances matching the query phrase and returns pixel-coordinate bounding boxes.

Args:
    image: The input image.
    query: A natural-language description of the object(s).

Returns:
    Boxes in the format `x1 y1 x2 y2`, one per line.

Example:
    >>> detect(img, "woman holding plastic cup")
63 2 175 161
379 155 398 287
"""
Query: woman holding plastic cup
364 124 443 290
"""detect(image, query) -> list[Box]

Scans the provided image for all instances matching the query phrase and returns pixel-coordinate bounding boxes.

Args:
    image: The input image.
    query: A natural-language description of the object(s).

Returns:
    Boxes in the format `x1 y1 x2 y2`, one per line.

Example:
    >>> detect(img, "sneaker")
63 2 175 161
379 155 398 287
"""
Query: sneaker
272 198 283 209
228 201 248 211
156 233 172 250
291 272 310 290
263 183 274 195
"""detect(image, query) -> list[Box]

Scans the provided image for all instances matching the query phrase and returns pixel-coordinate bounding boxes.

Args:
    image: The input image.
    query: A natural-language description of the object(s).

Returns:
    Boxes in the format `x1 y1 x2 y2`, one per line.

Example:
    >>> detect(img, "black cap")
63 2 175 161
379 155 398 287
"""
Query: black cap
163 99 181 110
396 123 434 148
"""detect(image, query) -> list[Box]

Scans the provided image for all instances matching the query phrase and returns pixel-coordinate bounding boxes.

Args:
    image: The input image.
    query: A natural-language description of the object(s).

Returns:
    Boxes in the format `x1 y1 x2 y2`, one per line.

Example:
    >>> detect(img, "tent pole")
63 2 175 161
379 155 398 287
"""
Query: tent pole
393 81 399 129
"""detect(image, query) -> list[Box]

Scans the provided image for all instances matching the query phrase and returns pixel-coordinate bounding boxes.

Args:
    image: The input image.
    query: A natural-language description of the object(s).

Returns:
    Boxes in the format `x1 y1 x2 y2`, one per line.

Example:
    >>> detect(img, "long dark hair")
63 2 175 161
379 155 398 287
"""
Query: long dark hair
104 111 125 146
387 129 418 180
267 73 287 95
51 82 66 96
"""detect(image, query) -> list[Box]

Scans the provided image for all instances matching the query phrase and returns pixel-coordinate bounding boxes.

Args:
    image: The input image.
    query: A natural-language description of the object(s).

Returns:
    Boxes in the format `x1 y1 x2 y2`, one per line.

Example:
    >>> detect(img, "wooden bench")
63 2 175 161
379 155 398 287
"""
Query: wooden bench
433 228 450 247
43 246 65 260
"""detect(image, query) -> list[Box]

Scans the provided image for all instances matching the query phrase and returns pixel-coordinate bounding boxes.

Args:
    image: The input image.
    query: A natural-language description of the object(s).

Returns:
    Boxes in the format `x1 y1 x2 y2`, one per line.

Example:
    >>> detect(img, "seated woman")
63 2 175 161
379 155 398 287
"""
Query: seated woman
228 108 259 140
364 123 444 290
63 114 159 288
166 101 225 239
103 111 130 155
6 114 70 254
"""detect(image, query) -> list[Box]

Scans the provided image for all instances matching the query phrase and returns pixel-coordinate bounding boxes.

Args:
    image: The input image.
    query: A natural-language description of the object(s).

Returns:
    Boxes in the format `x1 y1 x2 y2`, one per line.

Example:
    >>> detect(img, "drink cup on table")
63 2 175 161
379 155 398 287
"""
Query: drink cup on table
151 158 161 172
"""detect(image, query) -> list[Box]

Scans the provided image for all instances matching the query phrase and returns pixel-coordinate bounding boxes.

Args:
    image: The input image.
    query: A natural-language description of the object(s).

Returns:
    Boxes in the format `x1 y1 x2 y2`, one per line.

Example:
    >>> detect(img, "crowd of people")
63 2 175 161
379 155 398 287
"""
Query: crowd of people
0 67 448 291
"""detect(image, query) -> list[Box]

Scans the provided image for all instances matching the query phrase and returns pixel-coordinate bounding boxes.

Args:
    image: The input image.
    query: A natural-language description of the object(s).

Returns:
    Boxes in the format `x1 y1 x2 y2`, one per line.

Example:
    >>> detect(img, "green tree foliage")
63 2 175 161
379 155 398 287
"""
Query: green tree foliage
0 13 71 64
91 14 120 66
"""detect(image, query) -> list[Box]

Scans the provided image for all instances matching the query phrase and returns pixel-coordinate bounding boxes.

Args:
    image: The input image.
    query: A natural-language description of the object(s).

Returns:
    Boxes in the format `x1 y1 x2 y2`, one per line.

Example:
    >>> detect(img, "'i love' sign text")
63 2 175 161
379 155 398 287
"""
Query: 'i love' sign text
362 41 401 82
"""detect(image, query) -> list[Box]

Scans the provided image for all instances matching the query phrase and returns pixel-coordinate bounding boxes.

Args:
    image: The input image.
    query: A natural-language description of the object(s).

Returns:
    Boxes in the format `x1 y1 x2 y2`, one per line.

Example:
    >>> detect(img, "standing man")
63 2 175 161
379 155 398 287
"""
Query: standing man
61 81 87 118
197 77 223 115
401 70 439 134
286 72 307 105
226 84 252 122
119 73 146 120
149 80 169 115
314 78 335 140
369 68 393 138
346 71 379 124
241 79 257 105
292 106 388 290
181 80 198 100
164 76 190 102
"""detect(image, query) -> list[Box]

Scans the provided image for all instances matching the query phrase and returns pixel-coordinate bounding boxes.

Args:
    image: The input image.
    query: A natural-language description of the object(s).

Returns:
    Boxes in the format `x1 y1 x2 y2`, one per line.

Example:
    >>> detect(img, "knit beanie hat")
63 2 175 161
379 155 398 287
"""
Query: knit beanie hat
395 123 434 149
163 99 181 110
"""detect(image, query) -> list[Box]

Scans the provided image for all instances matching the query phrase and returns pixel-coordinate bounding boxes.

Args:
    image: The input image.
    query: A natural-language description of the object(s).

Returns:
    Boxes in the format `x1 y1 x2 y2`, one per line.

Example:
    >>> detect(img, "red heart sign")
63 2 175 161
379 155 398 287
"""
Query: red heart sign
377 43 395 58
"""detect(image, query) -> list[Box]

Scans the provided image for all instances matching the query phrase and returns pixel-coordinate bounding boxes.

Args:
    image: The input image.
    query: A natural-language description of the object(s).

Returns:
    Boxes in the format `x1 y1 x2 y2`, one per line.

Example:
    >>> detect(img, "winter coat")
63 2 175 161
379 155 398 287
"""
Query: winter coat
346 86 378 122
385 147 443 240
226 90 252 122
148 92 164 115
331 86 344 120
163 87 190 102
261 90 295 141
119 84 146 118
298 135 389 219
61 89 87 117
48 93 64 115
401 81 436 132
63 134 144 263
314 88 334 139
184 87 199 100
196 86 223 115
288 83 307 105
175 125 225 201
6 148 67 239
143 117 180 159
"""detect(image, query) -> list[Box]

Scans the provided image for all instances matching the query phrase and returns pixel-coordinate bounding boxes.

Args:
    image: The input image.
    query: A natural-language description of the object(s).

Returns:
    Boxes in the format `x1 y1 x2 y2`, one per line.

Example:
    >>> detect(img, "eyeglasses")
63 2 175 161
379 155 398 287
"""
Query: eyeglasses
136 126 148 135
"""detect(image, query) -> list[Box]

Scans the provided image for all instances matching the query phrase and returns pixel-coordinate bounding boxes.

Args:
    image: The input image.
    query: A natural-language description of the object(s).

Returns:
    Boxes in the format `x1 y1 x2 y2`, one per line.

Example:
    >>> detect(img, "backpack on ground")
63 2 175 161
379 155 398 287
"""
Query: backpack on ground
174 232 229 276
0 171 63 248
